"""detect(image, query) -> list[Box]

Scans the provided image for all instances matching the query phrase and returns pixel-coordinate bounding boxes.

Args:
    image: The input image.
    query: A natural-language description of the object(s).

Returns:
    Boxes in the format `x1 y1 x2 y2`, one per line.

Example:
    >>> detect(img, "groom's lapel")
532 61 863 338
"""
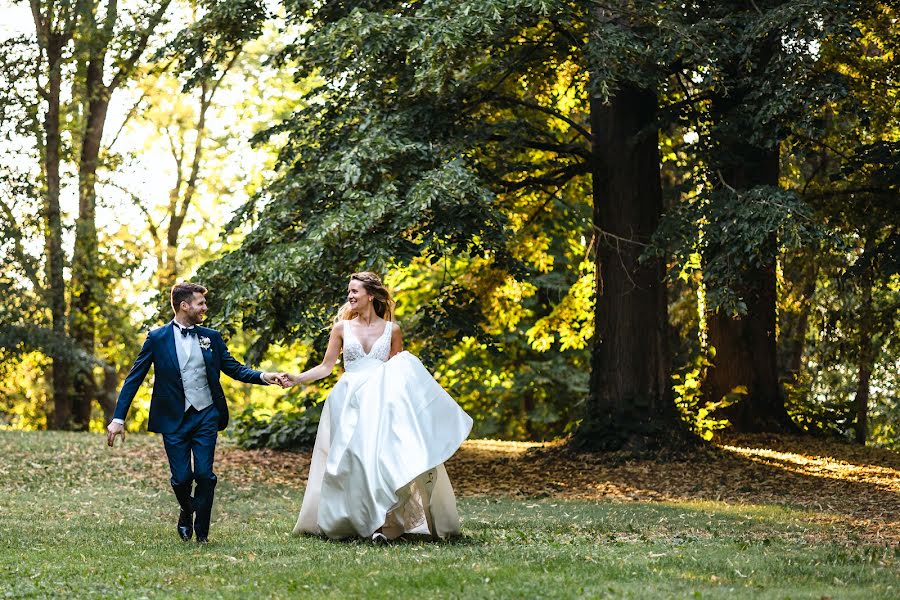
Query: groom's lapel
197 328 214 373
162 323 180 374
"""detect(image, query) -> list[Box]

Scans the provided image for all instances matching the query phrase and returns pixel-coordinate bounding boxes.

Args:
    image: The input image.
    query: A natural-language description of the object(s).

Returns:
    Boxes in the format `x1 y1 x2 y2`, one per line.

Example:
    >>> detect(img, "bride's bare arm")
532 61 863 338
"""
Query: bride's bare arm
389 323 403 358
287 322 343 386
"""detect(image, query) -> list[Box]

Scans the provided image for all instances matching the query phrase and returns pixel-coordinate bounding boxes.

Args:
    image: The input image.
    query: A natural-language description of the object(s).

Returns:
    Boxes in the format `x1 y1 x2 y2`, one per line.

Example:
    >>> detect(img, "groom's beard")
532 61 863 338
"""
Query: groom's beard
183 310 206 325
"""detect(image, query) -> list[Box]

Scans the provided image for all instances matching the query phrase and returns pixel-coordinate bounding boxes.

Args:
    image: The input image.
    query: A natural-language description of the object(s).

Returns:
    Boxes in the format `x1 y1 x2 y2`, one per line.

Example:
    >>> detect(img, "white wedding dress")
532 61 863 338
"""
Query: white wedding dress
293 320 473 540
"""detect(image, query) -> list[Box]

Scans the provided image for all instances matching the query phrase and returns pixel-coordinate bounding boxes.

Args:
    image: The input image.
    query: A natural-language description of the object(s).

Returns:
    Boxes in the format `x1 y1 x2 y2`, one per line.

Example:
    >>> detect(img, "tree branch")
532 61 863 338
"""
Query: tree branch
100 179 161 245
29 0 47 46
176 49 241 224
496 162 590 192
109 0 173 91
790 131 850 159
487 133 591 159
105 88 148 152
487 93 591 142
805 186 898 201
0 197 44 292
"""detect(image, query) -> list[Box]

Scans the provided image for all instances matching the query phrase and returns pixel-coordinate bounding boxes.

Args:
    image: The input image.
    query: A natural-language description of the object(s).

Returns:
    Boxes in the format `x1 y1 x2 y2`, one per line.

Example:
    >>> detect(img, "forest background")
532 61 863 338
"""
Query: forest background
1 0 898 452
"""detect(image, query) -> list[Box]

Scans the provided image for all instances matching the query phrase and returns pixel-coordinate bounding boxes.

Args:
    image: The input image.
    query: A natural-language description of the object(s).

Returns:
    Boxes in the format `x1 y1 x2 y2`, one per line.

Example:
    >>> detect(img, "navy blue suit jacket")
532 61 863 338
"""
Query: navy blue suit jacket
113 323 265 433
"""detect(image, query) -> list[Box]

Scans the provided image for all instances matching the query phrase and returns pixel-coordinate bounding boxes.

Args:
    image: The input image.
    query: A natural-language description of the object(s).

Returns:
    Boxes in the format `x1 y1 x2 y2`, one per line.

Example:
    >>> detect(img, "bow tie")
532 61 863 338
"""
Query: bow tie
176 325 198 337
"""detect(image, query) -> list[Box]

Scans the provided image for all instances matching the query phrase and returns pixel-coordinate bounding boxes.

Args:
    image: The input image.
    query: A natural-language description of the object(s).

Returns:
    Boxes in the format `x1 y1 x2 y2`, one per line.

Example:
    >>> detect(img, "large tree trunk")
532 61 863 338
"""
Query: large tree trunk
69 26 112 430
704 145 795 432
43 36 72 430
574 83 683 451
99 364 119 423
702 29 796 434
32 0 77 429
34 0 171 429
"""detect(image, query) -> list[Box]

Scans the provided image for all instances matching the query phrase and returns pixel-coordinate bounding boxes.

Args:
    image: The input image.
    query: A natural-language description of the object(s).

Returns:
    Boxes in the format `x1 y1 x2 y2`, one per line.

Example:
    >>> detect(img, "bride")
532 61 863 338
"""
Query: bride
279 272 473 541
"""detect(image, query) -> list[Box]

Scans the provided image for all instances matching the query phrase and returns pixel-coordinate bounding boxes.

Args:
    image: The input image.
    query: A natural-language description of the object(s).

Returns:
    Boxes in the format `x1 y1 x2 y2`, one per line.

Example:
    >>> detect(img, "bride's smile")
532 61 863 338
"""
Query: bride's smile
346 279 370 309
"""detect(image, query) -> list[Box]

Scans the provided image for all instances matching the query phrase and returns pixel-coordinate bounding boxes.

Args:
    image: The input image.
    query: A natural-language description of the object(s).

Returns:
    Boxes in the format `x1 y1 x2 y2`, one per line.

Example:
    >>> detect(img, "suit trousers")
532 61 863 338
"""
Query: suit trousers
163 404 219 537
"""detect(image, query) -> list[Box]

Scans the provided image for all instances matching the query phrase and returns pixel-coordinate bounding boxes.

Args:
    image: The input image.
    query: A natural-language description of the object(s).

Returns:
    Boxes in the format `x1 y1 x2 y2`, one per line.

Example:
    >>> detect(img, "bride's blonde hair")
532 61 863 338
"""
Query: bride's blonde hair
335 272 395 322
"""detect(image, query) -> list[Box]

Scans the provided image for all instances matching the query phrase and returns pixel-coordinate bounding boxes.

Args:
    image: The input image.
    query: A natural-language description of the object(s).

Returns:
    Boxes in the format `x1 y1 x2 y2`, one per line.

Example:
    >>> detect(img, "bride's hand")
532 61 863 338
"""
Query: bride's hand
277 373 299 388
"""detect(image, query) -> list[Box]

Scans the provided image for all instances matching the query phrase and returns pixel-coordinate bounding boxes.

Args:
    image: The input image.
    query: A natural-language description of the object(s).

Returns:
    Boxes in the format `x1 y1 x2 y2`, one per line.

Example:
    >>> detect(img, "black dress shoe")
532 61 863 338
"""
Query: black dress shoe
177 509 193 541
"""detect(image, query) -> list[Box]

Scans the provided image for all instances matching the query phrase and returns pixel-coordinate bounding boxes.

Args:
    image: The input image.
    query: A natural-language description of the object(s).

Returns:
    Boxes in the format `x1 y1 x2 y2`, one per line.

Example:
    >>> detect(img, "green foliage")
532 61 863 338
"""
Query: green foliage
774 3 900 443
230 401 321 450
649 0 861 314
672 354 731 441
157 0 270 89
2 0 897 446
655 186 828 316
172 0 597 440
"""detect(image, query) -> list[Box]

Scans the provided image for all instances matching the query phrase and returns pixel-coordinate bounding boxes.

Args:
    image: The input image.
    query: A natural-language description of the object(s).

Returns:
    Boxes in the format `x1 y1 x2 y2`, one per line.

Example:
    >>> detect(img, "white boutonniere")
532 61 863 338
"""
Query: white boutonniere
199 336 212 351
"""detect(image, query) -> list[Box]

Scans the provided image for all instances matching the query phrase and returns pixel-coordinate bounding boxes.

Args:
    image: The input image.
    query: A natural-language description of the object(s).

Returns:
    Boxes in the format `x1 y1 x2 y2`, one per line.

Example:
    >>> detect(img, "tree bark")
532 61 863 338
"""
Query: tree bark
45 37 73 429
32 2 75 429
99 364 118 423
29 0 171 429
574 82 682 451
854 348 872 445
853 256 875 445
704 145 795 432
701 30 796 434
68 0 172 428
69 20 113 430
780 261 818 380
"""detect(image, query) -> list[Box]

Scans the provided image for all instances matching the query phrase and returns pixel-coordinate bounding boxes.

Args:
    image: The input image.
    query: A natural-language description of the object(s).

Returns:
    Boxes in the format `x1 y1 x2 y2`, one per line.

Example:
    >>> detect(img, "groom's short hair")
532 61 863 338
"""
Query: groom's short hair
171 282 208 312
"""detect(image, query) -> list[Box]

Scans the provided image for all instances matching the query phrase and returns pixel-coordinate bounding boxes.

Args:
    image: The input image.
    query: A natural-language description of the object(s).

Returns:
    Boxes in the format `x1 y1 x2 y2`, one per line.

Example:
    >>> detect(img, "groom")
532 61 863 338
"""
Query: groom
106 282 284 543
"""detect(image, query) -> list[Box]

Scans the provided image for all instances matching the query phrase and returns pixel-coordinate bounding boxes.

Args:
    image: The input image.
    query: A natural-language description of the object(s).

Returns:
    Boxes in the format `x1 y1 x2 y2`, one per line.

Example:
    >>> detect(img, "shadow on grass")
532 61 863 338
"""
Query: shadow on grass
445 433 900 544
294 531 484 547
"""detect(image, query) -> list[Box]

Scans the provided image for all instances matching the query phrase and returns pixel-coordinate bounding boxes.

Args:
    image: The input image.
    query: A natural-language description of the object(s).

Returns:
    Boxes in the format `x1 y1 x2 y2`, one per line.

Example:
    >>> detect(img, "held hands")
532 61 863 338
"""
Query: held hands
261 372 302 389
261 372 289 386
275 373 302 389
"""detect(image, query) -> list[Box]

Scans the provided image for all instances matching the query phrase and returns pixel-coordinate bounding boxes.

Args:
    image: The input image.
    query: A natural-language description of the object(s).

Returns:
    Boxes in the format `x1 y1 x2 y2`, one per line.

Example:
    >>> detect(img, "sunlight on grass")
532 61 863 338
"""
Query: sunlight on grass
462 438 544 454
1 431 898 599
720 444 900 488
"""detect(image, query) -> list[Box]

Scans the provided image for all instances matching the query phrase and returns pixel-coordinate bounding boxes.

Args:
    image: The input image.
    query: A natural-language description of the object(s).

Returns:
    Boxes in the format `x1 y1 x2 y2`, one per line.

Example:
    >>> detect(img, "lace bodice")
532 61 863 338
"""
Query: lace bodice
342 319 393 369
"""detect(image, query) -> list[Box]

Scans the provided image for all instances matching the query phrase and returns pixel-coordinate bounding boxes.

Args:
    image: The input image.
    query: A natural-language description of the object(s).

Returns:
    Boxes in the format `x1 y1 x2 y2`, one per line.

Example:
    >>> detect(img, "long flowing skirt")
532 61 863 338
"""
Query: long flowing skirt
293 351 473 539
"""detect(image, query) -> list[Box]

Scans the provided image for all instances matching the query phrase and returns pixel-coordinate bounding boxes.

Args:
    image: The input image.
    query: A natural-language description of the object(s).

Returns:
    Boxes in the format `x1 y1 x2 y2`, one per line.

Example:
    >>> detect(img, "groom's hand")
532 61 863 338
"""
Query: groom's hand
106 421 125 447
261 372 285 385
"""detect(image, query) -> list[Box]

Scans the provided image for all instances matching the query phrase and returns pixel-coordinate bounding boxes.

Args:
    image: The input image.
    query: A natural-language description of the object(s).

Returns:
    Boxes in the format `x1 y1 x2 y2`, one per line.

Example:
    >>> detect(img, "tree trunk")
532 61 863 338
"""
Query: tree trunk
854 261 875 445
779 260 817 380
69 44 112 430
43 36 72 430
701 28 796 434
704 145 795 432
574 82 682 451
854 352 872 445
158 77 218 293
99 364 119 423
34 0 171 429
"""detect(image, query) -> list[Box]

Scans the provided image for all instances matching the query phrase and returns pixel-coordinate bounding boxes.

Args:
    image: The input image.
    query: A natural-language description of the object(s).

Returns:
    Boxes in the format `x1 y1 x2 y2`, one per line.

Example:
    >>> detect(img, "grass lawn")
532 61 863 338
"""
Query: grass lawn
0 430 897 599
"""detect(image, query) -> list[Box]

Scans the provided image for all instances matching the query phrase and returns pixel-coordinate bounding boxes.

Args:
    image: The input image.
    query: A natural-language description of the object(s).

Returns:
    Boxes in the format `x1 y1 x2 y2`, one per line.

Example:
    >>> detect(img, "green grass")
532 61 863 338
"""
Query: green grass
0 431 897 599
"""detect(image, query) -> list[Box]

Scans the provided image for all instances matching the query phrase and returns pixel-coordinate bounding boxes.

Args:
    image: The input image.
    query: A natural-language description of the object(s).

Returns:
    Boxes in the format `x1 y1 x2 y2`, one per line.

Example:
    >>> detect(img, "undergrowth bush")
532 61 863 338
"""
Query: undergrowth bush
229 396 322 450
